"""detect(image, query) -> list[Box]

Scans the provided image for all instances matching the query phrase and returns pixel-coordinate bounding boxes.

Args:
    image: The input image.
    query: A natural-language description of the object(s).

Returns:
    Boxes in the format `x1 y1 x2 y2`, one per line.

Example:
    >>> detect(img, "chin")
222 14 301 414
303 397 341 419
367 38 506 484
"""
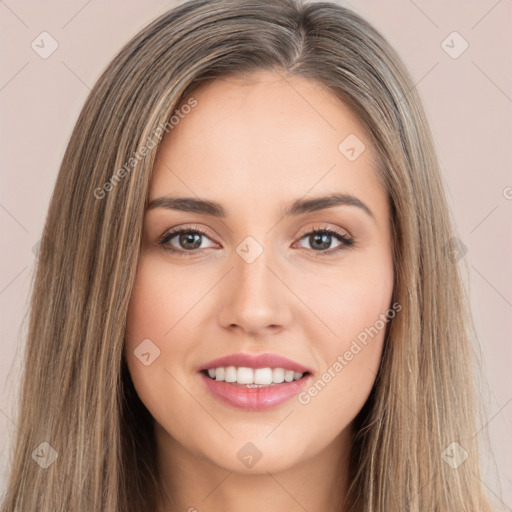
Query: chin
198 435 311 475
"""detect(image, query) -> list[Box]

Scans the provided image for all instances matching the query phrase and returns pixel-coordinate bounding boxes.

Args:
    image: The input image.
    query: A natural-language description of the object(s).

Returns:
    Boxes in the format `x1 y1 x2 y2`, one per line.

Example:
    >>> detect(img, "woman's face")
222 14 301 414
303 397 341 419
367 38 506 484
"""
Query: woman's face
125 70 394 475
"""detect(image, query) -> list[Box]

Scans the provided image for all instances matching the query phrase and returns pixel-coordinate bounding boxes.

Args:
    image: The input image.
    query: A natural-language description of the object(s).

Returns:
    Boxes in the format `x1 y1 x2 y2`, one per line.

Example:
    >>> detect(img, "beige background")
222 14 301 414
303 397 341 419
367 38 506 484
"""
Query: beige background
1 0 510 507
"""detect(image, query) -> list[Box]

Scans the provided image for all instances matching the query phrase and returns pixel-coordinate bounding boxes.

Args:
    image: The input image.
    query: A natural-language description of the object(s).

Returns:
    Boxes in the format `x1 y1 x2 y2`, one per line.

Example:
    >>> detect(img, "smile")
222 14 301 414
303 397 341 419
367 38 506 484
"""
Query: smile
197 352 313 410
204 366 305 386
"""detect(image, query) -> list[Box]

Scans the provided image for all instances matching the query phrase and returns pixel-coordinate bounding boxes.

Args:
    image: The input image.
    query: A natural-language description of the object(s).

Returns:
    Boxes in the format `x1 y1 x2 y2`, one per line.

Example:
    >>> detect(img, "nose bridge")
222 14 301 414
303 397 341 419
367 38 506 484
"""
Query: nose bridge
235 240 274 298
218 234 291 332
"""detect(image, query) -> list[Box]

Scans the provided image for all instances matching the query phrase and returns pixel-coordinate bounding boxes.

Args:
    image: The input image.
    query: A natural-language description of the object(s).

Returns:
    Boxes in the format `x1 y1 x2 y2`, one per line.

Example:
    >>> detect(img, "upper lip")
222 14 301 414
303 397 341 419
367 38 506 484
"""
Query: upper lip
198 353 313 374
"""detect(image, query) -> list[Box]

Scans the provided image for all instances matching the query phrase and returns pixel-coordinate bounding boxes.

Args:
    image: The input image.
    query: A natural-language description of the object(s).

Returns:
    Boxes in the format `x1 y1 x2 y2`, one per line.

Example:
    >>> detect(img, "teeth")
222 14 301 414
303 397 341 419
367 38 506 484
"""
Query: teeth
225 366 237 383
237 366 254 384
254 368 273 385
208 366 304 385
272 367 285 383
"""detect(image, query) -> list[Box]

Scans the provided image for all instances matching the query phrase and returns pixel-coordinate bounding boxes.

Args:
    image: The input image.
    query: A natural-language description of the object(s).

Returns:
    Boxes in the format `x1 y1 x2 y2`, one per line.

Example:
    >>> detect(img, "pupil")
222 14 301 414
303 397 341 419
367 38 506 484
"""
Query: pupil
311 233 330 250
180 233 201 249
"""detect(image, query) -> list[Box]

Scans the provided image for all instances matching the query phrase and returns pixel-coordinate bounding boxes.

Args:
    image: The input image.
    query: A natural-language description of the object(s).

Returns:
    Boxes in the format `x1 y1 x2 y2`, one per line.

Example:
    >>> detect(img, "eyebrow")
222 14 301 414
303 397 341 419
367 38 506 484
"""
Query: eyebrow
147 193 375 220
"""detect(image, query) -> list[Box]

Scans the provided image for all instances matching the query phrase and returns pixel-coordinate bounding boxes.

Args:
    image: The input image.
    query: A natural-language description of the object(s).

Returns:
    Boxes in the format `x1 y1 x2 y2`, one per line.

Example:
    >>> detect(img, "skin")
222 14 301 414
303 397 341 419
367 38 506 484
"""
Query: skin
124 69 394 512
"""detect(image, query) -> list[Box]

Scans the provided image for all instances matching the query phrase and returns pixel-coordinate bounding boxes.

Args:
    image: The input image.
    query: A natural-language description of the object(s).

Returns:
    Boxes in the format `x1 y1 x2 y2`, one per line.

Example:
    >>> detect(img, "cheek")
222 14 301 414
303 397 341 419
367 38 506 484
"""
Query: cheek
125 255 201 347
298 251 394 346
293 255 393 421
123 257 190 417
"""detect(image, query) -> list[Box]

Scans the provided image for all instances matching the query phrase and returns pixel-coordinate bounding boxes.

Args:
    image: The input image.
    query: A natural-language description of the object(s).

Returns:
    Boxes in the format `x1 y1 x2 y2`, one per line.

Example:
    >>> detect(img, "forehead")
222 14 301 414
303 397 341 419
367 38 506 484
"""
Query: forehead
149 70 386 219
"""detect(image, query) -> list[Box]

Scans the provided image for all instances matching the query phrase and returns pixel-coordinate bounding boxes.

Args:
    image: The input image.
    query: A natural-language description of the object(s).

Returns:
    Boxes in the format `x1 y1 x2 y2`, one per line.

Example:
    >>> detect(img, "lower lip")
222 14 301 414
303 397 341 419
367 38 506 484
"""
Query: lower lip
199 372 311 411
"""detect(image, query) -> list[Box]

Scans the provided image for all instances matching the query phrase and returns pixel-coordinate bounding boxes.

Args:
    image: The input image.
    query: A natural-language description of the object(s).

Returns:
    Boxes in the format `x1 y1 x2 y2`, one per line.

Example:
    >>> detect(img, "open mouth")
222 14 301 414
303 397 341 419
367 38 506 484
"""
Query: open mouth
200 368 312 388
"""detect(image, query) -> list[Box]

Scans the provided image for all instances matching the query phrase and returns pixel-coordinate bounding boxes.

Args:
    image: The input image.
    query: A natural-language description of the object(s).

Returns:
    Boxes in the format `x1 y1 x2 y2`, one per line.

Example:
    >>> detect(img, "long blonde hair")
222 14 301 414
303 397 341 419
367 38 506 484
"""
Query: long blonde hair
1 0 491 510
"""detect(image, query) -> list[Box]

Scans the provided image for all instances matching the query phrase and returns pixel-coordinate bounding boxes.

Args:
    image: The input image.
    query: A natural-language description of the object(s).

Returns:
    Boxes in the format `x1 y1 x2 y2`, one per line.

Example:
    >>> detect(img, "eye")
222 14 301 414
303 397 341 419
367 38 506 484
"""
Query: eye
295 226 355 254
158 226 217 253
158 225 355 256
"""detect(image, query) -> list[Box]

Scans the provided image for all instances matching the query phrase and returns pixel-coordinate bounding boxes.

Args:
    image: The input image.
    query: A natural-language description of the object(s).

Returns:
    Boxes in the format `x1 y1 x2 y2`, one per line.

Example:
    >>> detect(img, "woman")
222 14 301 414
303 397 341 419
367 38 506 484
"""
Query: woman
1 0 492 510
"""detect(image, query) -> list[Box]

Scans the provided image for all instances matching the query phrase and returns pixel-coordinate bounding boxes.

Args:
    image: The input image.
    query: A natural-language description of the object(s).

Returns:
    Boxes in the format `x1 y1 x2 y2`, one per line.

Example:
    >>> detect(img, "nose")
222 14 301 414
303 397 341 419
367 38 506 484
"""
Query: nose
217 242 293 336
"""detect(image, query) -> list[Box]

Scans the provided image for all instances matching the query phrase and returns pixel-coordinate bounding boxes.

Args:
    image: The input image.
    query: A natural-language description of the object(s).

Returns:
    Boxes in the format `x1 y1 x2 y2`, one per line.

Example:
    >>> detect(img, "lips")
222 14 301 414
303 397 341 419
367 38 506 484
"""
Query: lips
197 352 313 410
198 352 313 373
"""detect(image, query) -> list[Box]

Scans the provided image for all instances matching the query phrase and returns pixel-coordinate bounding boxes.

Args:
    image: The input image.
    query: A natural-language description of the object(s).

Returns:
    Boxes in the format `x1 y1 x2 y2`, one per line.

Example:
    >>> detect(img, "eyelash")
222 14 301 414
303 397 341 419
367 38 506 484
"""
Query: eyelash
157 225 356 257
